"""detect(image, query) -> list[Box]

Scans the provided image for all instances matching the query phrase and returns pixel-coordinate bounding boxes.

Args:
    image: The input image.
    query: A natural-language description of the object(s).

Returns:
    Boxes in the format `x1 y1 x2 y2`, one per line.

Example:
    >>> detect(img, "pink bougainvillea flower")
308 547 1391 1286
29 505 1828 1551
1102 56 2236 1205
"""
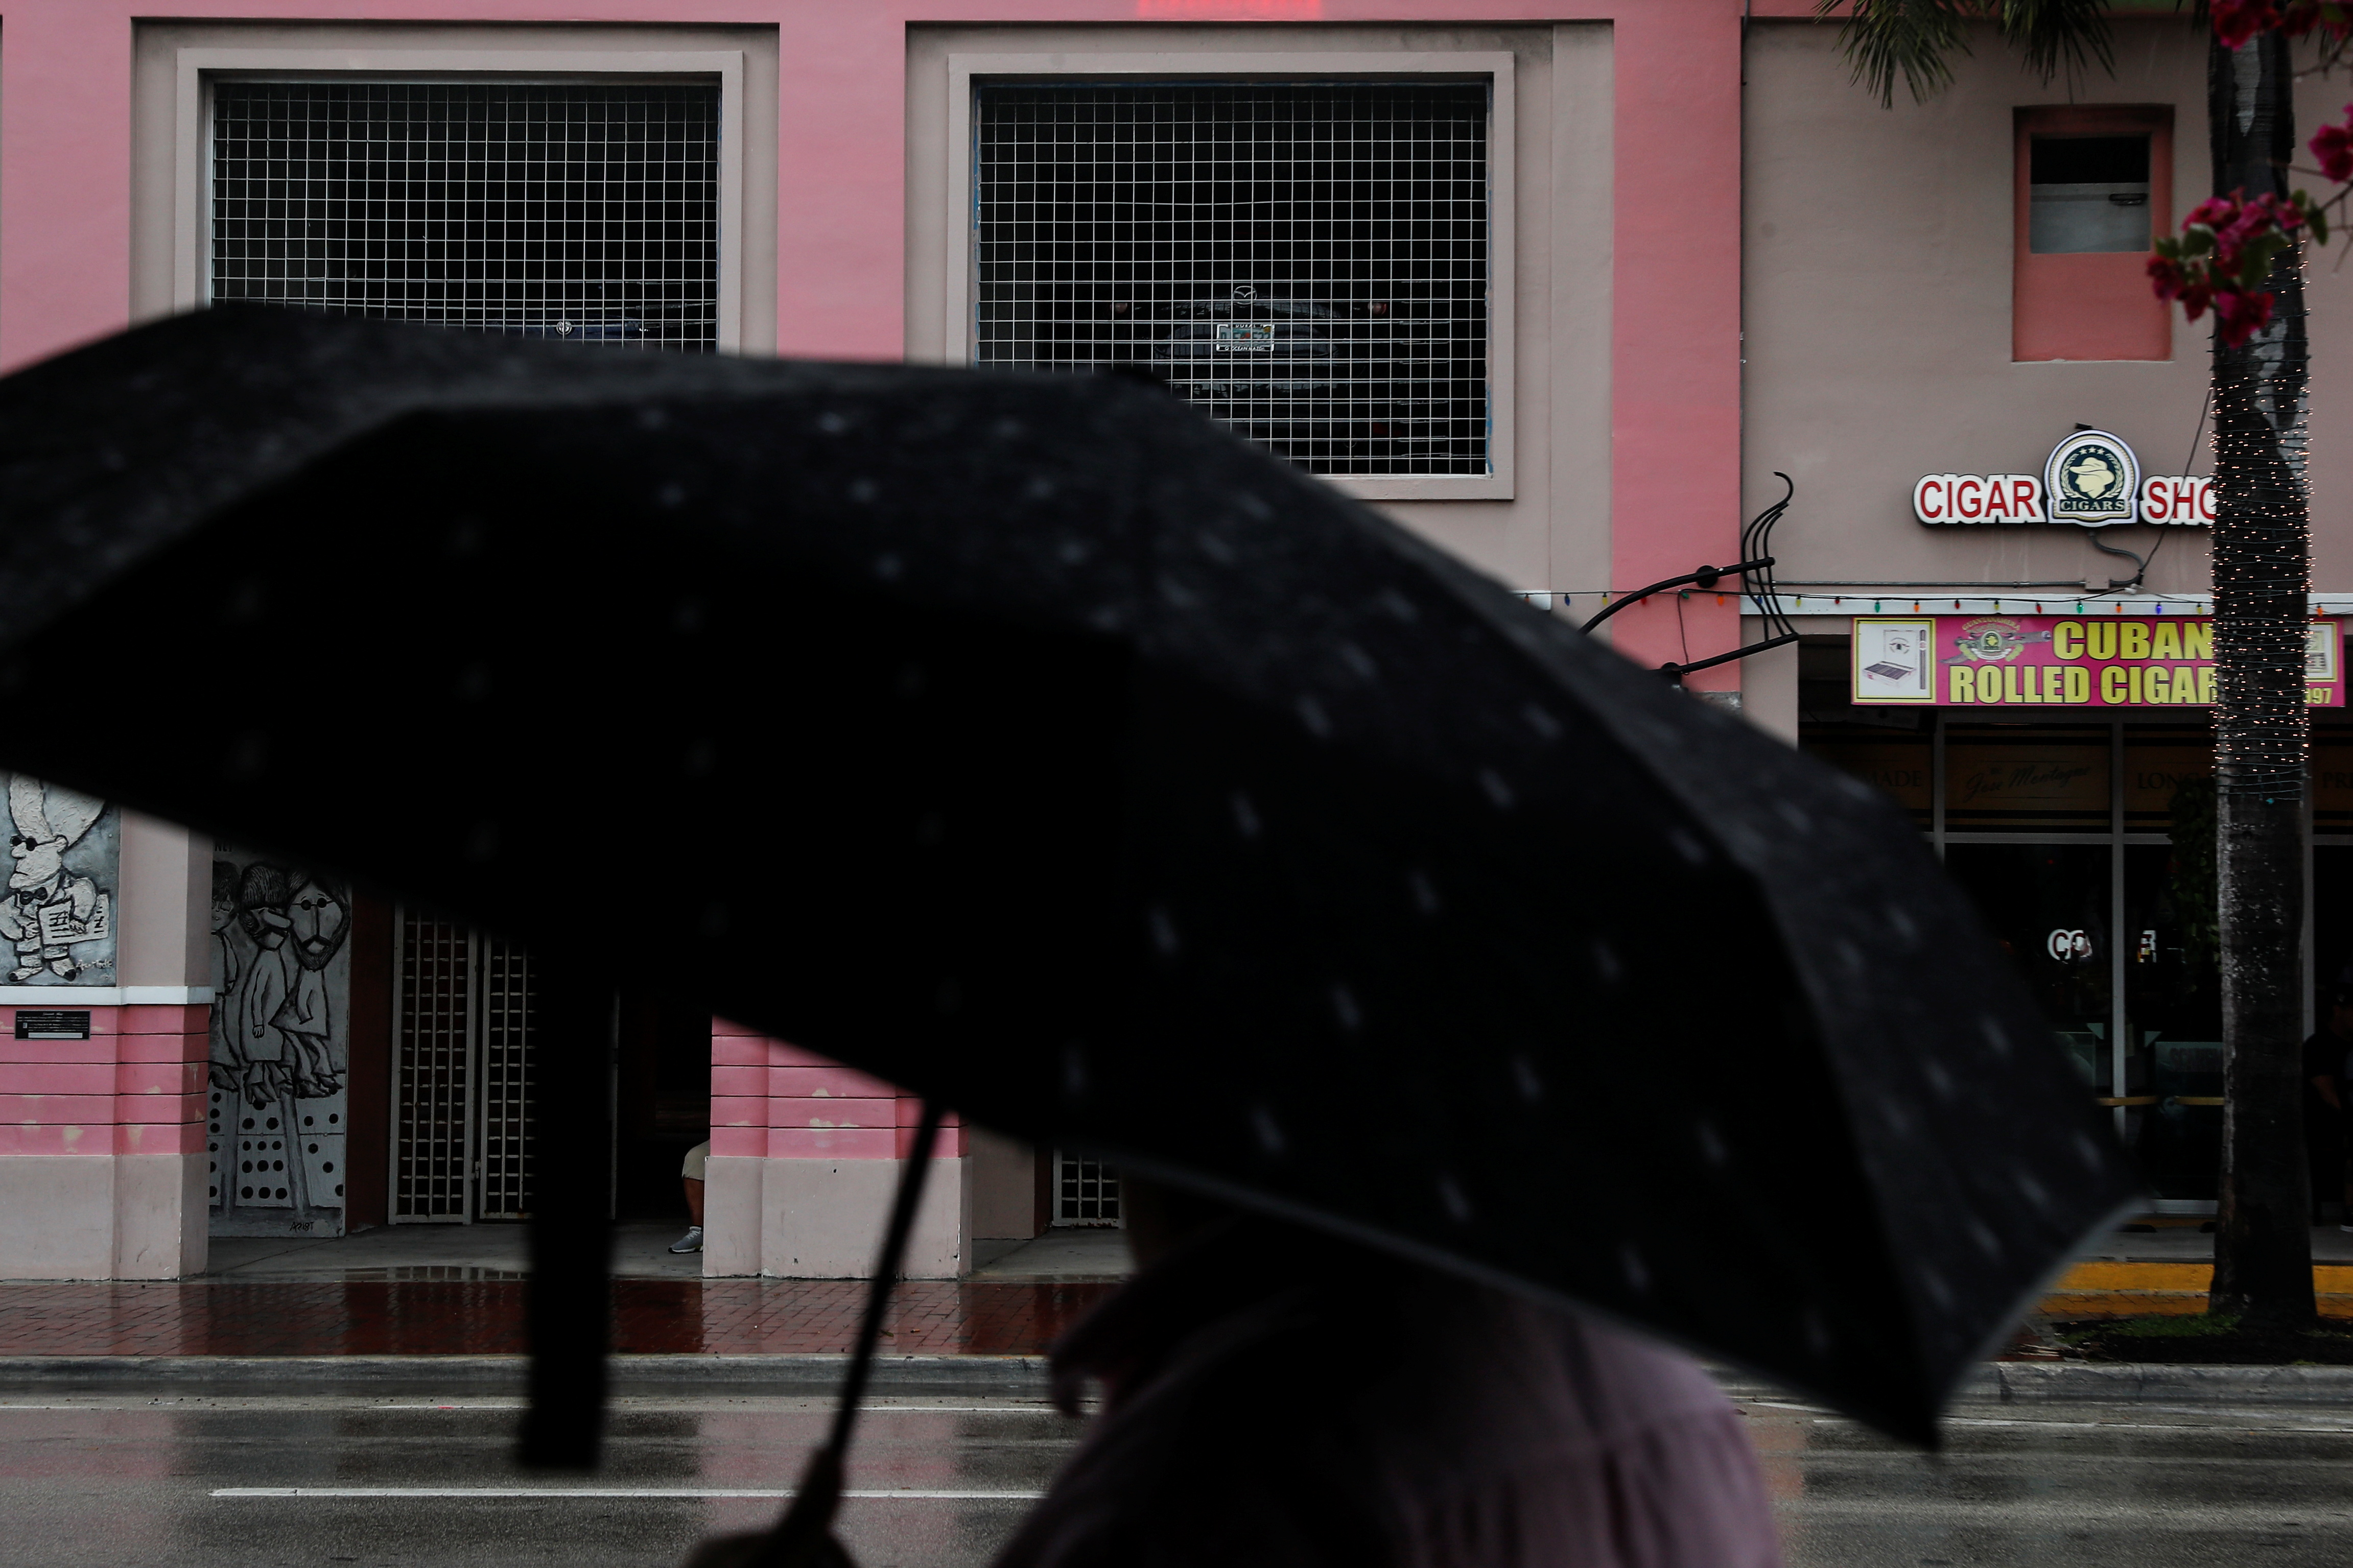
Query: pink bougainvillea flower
2151 186 2325 343
2184 195 2240 230
2211 0 2283 49
2314 112 2353 183
2213 288 2277 347
2147 254 2200 308
2209 0 2353 47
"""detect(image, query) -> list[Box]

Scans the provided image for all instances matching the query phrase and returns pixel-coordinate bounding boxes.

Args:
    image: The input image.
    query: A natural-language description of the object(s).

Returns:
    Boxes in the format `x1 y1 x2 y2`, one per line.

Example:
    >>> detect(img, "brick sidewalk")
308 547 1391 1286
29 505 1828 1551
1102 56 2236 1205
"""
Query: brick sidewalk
0 1279 1118 1358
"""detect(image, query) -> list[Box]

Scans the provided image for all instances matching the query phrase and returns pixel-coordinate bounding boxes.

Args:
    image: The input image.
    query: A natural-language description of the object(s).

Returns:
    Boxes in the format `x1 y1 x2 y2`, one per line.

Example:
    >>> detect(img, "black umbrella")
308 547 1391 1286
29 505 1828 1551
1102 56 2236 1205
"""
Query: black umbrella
0 308 2133 1445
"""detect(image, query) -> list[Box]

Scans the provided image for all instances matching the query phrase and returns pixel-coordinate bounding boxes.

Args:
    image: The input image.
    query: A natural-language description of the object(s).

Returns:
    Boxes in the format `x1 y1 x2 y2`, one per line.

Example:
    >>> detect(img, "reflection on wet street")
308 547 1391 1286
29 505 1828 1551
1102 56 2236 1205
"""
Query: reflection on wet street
1747 1395 2353 1566
0 1395 1081 1567
0 1392 2348 1565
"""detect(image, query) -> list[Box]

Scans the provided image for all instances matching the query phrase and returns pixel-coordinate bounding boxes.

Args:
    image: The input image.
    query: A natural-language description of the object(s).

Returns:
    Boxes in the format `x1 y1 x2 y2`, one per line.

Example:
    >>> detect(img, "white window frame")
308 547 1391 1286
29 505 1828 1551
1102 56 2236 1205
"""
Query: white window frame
945 50 1517 503
168 47 747 351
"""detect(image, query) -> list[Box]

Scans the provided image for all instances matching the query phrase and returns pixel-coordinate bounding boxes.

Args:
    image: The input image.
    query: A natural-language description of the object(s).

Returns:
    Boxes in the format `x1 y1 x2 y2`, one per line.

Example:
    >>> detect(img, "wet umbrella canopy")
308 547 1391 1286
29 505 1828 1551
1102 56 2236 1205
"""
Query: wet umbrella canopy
0 309 2134 1441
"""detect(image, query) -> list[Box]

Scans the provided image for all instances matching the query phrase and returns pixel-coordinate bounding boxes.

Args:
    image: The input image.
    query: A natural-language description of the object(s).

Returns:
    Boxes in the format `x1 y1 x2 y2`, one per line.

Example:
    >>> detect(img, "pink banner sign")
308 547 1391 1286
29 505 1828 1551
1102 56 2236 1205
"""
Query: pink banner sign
1850 614 2345 708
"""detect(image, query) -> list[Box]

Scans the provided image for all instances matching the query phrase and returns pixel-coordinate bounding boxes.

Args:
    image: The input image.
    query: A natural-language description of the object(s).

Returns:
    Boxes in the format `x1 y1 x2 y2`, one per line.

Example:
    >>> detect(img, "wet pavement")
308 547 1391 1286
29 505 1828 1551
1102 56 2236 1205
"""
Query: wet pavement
0 1224 1128 1357
1753 1395 2353 1565
2082 1217 2353 1264
0 1393 1078 1567
0 1390 2347 1566
200 1225 1134 1285
0 1278 1115 1356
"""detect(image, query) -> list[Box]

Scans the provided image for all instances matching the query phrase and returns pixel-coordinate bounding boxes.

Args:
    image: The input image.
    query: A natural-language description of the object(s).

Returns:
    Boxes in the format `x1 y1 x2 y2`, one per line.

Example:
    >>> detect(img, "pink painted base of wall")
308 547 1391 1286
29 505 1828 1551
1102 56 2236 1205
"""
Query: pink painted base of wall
0 1004 209 1277
0 1153 207 1279
702 1154 968 1279
704 1019 970 1276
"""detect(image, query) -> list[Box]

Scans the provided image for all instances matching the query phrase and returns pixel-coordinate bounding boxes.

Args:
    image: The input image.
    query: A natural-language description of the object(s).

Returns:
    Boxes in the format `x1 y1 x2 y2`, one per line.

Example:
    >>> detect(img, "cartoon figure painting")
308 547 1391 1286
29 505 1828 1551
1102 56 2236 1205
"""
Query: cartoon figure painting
0 776 115 986
208 845 352 1236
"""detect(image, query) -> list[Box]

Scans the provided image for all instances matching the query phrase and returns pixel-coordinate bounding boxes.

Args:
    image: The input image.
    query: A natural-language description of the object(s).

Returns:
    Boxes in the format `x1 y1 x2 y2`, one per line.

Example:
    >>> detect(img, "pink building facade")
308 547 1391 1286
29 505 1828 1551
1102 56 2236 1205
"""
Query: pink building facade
0 3 2344 1275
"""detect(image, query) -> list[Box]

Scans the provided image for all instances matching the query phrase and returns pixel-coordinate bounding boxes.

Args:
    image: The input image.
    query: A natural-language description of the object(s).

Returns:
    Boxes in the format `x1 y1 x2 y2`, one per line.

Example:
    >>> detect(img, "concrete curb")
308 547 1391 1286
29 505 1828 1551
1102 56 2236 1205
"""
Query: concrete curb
0 1355 1052 1398
1960 1360 2353 1405
7 1354 2353 1406
1715 1361 2353 1408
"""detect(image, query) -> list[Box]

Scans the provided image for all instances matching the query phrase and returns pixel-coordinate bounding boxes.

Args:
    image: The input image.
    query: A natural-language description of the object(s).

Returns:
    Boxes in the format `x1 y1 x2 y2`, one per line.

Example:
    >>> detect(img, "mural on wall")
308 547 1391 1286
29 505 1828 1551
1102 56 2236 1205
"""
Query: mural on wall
208 846 352 1237
0 776 117 986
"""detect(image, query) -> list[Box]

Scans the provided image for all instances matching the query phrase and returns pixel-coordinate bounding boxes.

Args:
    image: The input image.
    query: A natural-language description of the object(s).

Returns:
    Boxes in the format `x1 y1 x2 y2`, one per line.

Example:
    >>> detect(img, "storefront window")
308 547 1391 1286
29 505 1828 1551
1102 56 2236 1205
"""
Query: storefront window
1942 844 2113 1092
2122 724 2212 833
1943 723 2110 831
1802 648 2353 1210
2318 845 2353 996
2122 842 2224 1199
1795 730 1931 828
2317 733 2353 837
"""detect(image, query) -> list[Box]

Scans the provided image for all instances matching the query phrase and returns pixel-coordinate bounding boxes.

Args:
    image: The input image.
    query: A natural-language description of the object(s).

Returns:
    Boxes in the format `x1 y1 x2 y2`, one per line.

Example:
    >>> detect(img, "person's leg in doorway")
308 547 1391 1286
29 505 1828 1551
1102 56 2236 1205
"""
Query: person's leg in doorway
673 1139 710 1253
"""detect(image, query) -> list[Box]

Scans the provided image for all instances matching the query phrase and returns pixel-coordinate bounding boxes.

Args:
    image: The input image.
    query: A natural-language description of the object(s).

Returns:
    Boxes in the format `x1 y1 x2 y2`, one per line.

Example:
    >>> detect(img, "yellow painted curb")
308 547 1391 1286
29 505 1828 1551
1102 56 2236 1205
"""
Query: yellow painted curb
2041 1262 2353 1319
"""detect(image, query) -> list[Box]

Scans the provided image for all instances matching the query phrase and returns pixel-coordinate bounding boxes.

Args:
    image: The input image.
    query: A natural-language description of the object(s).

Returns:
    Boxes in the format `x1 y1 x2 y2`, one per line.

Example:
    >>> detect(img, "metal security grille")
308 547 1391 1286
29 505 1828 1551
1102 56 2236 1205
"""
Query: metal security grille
476 938 537 1220
394 915 474 1221
210 81 720 349
974 81 1491 476
393 919 540 1221
1052 1151 1122 1227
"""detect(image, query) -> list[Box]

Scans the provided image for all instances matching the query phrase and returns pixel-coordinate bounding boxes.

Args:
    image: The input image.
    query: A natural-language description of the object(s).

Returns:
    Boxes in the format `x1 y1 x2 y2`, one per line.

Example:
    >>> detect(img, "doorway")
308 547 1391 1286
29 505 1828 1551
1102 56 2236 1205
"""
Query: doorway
389 914 538 1223
615 996 713 1223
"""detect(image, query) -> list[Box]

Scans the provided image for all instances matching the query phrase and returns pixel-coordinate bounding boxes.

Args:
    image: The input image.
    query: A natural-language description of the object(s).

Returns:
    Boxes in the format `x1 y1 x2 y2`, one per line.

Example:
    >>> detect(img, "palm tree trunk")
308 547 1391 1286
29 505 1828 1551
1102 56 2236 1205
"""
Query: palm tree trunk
2206 31 2316 1328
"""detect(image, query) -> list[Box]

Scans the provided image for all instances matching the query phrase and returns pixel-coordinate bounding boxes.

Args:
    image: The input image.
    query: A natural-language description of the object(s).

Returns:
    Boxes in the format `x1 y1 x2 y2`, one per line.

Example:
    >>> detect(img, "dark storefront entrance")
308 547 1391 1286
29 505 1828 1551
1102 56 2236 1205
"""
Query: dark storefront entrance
389 918 709 1226
1802 642 2353 1209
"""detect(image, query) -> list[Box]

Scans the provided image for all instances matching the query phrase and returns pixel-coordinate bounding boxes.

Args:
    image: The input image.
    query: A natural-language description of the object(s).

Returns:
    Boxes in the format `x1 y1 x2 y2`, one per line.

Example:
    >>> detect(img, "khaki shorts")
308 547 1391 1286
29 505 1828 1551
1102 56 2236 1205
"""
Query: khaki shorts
682 1139 710 1182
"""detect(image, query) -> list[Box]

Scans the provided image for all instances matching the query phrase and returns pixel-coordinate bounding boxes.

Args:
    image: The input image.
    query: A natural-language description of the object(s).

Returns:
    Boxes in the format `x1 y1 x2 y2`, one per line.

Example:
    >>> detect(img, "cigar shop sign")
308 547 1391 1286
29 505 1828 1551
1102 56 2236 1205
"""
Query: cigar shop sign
1912 427 2211 527
1852 614 2346 708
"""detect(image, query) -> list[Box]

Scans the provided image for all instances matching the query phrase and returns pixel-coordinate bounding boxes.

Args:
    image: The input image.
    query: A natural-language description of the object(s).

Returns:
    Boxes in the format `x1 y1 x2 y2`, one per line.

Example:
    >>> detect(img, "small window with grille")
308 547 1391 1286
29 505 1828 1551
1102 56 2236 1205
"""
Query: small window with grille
973 80 1492 477
209 80 720 350
1052 1150 1123 1227
2012 105 2171 363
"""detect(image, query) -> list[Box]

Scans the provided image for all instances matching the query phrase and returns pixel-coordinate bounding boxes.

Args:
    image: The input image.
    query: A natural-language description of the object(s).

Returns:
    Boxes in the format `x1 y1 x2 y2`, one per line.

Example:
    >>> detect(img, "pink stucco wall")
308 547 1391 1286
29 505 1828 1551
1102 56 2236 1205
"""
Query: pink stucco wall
711 1018 964 1161
0 0 1752 690
0 1005 208 1156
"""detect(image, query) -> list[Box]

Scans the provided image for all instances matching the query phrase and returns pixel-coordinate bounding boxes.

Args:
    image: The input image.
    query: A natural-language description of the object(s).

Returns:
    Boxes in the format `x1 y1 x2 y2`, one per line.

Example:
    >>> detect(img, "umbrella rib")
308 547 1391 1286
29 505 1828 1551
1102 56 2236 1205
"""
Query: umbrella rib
751 1100 947 1565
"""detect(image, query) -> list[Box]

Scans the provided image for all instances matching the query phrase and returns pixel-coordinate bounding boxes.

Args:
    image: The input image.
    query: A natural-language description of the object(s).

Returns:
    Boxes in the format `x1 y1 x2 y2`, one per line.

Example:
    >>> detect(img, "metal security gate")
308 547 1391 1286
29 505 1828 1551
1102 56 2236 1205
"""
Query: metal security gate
392 915 472 1221
973 81 1492 477
209 80 721 350
391 915 536 1222
1051 1151 1122 1227
475 939 536 1220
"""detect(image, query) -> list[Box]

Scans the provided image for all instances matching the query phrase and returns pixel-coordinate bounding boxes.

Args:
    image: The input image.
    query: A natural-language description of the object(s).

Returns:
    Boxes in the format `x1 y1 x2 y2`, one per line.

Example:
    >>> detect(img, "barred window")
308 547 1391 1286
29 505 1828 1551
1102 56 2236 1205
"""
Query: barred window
974 81 1492 477
210 81 720 351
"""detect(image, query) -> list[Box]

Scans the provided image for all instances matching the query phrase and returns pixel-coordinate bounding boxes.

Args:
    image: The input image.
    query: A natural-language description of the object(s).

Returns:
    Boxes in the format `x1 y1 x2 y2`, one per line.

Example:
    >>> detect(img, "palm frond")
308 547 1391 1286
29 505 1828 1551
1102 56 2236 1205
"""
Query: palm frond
1820 0 1978 107
1820 0 2119 108
1999 0 2119 94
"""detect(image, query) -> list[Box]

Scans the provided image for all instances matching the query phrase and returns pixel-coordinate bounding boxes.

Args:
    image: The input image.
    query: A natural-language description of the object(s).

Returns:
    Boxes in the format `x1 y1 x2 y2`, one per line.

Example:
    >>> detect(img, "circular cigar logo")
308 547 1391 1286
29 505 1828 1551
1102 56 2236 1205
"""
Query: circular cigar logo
2043 430 2139 528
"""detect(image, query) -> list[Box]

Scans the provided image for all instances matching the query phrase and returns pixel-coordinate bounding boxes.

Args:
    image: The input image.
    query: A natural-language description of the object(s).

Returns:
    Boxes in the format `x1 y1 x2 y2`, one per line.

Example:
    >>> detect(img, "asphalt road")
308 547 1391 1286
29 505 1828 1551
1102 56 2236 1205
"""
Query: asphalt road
0 1390 2348 1566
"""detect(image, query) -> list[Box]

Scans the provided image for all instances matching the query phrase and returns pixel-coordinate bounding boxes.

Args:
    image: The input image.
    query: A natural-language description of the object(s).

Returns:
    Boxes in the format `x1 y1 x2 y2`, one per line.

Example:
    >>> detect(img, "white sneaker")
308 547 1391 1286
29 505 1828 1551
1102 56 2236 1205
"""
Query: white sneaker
669 1226 703 1254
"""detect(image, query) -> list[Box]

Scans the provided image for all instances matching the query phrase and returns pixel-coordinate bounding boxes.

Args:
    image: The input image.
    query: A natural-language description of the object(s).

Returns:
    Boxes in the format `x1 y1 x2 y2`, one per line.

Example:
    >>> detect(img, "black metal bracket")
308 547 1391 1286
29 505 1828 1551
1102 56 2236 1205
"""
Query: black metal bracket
1579 557 1776 634
1582 472 1801 688
1659 631 1801 680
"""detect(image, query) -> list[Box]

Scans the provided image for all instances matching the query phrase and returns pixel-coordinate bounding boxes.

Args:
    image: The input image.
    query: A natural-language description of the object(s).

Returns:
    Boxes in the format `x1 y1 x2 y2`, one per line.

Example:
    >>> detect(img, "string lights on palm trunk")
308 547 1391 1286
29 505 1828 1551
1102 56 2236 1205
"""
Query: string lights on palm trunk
2209 243 2312 802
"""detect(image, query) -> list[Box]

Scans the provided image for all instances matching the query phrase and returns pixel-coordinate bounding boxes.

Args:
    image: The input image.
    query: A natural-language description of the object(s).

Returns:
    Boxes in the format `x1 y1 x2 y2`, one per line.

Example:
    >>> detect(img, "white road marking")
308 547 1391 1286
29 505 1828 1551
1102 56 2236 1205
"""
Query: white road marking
1940 1415 2353 1435
0 1399 1067 1414
213 1487 1046 1500
1742 1402 2353 1437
